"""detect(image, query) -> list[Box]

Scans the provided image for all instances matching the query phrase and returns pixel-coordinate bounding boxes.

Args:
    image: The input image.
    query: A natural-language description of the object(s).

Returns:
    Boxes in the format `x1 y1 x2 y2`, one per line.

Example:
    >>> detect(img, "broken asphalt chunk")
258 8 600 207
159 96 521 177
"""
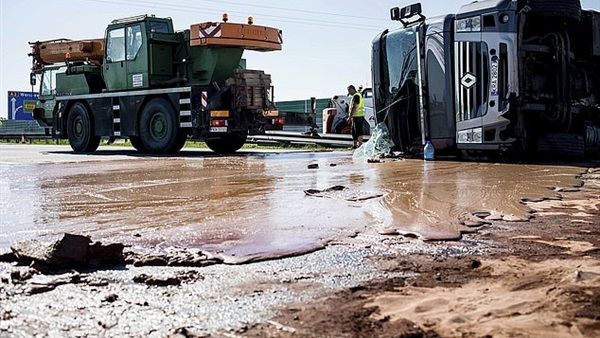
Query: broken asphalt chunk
10 233 124 272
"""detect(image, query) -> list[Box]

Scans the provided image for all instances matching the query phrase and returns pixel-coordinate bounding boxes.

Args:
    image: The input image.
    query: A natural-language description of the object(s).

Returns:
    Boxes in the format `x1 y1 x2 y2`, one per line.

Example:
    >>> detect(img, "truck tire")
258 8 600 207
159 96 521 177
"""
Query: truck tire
205 131 247 153
537 133 585 159
167 131 188 154
67 102 100 153
129 136 146 152
139 98 178 154
528 0 581 22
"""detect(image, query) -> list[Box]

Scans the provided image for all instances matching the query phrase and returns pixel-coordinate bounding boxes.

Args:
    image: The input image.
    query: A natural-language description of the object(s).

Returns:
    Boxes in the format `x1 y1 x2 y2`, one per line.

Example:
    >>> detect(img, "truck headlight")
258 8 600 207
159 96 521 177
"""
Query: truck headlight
456 16 481 32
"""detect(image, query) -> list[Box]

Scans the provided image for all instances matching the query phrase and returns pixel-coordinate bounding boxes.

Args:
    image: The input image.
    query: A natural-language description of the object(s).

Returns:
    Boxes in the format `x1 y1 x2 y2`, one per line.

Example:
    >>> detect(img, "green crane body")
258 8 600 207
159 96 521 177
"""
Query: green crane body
29 14 283 154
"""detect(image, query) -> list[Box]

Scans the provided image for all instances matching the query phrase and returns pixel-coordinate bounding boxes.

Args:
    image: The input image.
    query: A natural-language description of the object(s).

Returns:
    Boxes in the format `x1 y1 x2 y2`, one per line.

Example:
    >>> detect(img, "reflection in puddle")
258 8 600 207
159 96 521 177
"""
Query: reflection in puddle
0 153 585 260
371 160 583 240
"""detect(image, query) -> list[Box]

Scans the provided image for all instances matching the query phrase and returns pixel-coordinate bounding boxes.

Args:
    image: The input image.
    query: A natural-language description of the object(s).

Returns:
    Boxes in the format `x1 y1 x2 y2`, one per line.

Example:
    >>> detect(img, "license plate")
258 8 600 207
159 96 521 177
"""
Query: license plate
490 58 499 96
263 110 279 117
210 127 228 133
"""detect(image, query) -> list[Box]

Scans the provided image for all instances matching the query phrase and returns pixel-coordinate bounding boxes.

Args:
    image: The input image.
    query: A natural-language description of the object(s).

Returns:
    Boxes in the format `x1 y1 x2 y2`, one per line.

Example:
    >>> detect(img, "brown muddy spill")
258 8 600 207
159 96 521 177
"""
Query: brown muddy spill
0 152 585 261
371 161 583 240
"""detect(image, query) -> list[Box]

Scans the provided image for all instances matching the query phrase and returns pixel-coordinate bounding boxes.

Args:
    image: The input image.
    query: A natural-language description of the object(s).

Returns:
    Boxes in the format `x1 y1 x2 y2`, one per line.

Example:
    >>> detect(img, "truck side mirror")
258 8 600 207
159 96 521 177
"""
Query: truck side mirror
30 72 37 86
391 7 401 21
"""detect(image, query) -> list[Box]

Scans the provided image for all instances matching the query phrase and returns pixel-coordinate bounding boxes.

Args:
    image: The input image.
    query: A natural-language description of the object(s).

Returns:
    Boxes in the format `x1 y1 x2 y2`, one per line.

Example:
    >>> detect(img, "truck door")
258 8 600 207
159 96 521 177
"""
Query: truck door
104 26 127 91
453 20 489 146
124 24 147 89
104 23 148 91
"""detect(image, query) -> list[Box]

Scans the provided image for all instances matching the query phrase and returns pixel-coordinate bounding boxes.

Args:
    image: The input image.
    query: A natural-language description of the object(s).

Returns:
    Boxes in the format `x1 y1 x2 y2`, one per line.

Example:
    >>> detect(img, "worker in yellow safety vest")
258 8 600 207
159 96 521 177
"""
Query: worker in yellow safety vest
346 85 366 149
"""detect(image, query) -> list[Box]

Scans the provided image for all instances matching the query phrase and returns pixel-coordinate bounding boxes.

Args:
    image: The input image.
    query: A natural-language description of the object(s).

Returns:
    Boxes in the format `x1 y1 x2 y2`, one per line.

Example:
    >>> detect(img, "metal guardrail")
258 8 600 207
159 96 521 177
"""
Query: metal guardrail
0 120 361 148
0 120 50 139
249 130 369 148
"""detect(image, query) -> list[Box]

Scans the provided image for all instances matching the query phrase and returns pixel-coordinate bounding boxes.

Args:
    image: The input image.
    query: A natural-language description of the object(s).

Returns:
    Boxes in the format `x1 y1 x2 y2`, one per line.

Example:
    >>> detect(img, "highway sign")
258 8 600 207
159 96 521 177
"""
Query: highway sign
7 91 38 120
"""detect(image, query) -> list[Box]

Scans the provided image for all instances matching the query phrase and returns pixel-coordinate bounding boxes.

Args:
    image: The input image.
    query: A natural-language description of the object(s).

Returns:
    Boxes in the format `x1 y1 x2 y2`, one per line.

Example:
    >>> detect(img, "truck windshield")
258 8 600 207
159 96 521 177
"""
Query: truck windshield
380 27 418 107
40 67 66 97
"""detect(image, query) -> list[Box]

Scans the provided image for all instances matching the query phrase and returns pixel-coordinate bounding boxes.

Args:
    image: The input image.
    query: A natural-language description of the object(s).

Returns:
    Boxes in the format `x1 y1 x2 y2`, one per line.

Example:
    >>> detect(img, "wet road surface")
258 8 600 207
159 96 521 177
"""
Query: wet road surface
0 144 585 261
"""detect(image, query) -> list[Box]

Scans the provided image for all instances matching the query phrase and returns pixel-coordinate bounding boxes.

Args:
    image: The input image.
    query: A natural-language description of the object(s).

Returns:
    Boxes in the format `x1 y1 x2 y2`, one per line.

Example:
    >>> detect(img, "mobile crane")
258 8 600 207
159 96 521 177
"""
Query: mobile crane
30 14 284 154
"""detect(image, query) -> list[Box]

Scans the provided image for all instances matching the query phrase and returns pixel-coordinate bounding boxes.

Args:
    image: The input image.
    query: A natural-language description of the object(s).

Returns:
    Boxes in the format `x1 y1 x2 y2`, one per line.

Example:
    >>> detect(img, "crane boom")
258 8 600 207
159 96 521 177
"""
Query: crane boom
29 38 104 72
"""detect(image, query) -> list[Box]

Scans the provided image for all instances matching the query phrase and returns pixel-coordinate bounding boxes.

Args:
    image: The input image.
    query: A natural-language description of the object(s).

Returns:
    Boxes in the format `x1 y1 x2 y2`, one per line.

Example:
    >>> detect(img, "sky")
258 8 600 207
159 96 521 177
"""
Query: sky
1 0 599 119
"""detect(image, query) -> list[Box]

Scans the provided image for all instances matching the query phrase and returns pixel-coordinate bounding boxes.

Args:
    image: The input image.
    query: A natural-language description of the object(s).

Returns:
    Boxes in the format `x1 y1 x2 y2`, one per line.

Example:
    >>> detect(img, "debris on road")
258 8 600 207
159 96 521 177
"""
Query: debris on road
352 123 396 161
304 185 384 201
10 233 124 272
127 250 224 267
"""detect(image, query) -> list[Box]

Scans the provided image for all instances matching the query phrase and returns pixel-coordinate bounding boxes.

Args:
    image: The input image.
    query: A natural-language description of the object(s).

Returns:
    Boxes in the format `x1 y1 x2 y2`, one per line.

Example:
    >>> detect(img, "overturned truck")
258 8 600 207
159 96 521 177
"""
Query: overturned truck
30 14 284 154
372 0 600 159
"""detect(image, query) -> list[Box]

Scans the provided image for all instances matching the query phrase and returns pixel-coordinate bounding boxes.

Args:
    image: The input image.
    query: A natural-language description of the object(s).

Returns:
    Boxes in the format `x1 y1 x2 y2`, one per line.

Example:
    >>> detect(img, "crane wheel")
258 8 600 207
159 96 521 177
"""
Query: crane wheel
167 131 188 154
205 131 248 153
67 102 100 153
129 136 147 153
139 98 178 154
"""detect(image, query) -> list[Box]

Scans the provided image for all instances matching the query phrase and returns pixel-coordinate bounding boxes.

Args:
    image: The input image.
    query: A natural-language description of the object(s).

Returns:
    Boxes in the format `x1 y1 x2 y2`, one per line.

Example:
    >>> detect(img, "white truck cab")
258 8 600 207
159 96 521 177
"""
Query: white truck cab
322 87 376 135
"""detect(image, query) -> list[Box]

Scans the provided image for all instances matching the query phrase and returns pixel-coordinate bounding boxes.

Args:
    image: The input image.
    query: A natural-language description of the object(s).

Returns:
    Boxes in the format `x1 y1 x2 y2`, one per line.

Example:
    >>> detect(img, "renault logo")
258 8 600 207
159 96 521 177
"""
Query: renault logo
460 73 477 89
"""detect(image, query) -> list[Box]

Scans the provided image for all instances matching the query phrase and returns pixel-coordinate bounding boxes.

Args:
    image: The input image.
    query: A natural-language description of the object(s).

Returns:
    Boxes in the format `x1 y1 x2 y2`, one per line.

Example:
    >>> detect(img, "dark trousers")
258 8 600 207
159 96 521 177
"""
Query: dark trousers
351 116 365 140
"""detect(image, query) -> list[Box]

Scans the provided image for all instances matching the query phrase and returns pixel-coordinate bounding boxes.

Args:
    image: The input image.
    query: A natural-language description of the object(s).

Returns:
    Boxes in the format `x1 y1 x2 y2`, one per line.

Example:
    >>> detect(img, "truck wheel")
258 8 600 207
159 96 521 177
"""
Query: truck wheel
205 131 247 153
537 133 585 159
129 136 146 153
528 0 581 22
67 102 100 152
139 98 178 154
167 131 188 154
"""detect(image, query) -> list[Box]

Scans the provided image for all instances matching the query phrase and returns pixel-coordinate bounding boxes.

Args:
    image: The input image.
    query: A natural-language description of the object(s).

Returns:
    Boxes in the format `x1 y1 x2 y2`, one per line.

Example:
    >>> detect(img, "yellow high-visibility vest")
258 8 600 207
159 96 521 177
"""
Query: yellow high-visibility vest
350 92 365 117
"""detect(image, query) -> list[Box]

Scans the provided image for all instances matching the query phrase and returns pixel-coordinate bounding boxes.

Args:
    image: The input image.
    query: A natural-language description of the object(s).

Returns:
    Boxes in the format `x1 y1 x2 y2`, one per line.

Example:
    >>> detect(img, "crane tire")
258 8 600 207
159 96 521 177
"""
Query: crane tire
67 102 100 153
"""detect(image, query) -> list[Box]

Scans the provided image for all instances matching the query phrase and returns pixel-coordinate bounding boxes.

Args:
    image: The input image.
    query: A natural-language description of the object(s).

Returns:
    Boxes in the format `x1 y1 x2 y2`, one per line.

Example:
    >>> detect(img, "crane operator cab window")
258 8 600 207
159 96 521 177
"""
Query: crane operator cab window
106 28 125 63
126 25 142 60
150 21 170 33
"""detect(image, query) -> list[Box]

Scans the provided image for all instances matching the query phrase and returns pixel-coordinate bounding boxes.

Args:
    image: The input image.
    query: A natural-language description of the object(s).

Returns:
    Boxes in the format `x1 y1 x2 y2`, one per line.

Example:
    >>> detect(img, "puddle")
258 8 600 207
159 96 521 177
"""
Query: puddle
0 152 585 260
370 160 584 240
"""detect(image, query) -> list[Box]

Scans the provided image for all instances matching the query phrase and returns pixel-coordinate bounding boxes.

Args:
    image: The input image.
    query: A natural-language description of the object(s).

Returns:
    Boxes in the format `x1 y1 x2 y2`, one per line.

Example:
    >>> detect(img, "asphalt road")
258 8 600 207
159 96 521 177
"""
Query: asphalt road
1 143 585 254
0 144 418 337
0 143 592 337
0 144 372 258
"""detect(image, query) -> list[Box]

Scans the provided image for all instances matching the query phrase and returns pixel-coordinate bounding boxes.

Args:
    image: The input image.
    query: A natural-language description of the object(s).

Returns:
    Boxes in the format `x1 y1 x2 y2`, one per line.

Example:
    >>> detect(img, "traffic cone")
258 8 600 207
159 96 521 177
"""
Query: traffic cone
21 133 26 144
